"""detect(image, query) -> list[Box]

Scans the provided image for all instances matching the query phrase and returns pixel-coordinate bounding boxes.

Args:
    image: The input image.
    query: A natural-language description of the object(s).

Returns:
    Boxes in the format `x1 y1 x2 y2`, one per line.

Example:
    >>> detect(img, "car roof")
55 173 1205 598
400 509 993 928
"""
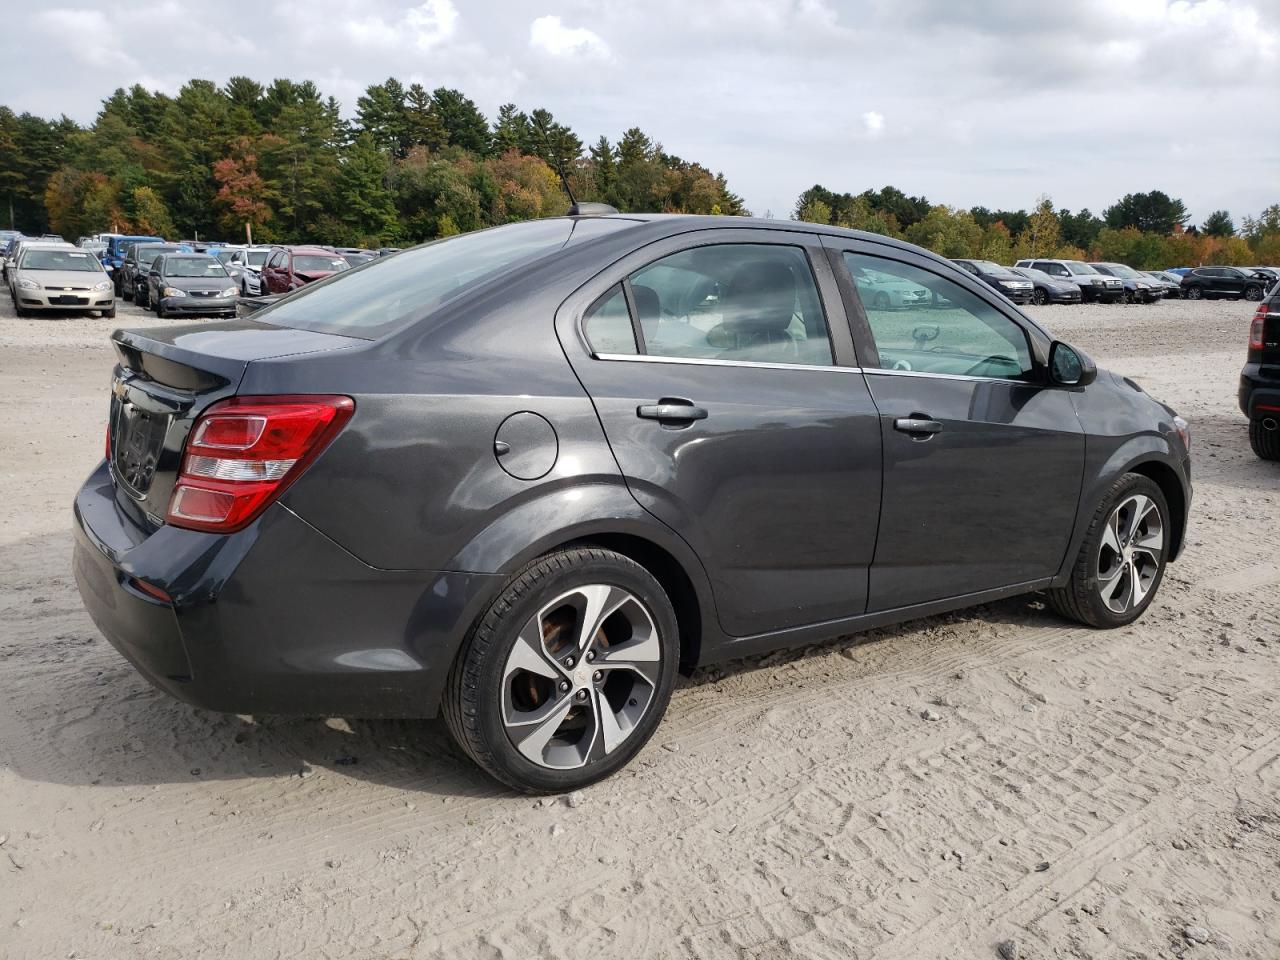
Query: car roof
288 245 341 255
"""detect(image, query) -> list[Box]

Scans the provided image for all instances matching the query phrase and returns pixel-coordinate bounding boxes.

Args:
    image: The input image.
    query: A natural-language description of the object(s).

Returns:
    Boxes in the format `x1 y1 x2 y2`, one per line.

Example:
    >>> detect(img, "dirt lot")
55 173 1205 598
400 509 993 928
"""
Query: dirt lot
1 294 1277 960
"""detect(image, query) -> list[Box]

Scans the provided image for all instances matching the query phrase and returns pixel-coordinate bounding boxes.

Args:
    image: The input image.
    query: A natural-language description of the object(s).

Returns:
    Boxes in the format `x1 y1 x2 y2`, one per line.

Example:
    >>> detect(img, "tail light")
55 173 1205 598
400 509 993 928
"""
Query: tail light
166 395 354 533
1249 304 1268 349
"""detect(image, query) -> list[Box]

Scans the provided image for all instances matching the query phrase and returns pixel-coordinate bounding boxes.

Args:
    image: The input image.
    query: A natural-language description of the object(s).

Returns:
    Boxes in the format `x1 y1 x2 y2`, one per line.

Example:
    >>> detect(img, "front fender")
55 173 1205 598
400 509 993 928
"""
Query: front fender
1056 431 1190 581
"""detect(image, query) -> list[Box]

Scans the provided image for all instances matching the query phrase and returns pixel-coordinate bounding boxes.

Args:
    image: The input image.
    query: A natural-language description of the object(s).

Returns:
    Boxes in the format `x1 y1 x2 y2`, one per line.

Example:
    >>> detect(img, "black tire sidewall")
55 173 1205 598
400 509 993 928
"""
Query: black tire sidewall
1078 474 1170 627
454 550 680 792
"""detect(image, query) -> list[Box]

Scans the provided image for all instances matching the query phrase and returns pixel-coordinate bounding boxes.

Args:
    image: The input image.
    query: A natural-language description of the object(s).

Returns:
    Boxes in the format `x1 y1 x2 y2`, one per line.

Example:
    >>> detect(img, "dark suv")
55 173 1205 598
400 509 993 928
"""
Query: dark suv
1181 266 1271 301
73 215 1193 792
1240 285 1280 459
951 259 1034 304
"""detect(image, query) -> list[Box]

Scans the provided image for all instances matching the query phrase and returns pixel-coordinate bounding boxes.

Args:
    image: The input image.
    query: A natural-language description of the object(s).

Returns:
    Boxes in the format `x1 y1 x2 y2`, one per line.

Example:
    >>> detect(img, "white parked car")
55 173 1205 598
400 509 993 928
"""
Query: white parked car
9 244 115 317
224 245 274 295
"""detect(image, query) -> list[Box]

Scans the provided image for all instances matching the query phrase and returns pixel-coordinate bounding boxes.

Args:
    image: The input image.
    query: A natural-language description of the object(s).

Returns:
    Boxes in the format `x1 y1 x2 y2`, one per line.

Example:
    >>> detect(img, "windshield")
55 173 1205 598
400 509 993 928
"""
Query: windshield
260 219 632 339
247 250 268 266
1017 268 1052 281
134 247 179 267
165 257 229 279
975 260 1019 278
1104 264 1142 279
1066 261 1099 276
215 250 238 265
21 249 104 272
293 254 349 274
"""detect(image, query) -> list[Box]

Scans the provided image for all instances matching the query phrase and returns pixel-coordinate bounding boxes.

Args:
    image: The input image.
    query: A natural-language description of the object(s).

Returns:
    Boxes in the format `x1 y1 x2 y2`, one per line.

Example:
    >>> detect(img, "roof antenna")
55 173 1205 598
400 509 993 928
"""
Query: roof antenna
533 114 617 218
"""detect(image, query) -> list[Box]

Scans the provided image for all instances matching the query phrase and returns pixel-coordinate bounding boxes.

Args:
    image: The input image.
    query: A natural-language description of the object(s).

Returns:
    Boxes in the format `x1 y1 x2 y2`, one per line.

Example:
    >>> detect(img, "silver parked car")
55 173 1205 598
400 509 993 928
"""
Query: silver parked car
9 244 115 317
225 245 273 295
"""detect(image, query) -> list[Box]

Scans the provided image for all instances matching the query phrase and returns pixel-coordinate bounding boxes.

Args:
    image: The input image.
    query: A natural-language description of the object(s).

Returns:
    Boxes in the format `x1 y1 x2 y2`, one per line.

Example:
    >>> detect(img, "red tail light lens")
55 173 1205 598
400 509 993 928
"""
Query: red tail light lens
1249 305 1268 349
166 395 354 533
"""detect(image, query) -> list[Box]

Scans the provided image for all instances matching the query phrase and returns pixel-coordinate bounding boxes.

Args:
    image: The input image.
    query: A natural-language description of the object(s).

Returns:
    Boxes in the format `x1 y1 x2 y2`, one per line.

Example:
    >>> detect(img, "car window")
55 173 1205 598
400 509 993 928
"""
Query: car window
625 244 832 366
844 252 1034 381
583 285 637 355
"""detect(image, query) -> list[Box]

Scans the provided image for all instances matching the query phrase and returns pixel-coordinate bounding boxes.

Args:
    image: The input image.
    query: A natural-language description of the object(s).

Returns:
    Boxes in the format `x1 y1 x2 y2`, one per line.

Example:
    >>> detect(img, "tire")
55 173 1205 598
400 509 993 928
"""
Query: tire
136 286 148 309
1047 473 1170 628
1033 288 1048 306
1250 418 1280 460
872 291 891 310
1244 285 1263 302
1123 289 1136 304
443 547 680 793
1186 285 1203 300
155 299 166 319
101 306 116 319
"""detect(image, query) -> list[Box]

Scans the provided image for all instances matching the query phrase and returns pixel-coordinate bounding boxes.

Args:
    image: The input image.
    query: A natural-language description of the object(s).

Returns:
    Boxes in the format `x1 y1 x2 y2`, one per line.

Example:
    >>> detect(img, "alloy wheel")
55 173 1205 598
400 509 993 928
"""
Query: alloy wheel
501 585 662 770
1245 285 1263 302
1187 286 1202 300
1096 494 1164 615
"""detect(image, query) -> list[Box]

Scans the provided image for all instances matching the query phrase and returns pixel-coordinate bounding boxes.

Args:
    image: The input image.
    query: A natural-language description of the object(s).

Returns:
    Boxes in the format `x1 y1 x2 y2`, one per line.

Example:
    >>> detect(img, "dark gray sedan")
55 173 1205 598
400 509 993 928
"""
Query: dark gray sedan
146 253 240 318
74 214 1192 792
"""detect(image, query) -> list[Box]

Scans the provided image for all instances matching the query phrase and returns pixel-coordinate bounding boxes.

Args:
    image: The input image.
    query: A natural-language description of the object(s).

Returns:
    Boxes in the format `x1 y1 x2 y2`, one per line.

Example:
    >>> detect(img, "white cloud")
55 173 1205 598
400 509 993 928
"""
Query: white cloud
33 9 138 69
344 0 459 52
861 111 885 138
529 15 611 60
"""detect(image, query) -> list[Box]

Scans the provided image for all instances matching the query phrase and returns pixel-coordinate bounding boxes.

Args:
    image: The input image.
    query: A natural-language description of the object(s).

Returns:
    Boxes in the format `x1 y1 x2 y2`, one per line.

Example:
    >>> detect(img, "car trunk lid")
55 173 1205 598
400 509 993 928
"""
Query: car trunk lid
107 319 359 527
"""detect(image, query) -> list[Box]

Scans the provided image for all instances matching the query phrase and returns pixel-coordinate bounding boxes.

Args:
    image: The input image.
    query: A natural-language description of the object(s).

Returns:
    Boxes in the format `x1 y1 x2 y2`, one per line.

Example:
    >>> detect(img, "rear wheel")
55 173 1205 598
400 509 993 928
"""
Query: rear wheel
1250 418 1280 460
1047 473 1169 628
443 547 679 793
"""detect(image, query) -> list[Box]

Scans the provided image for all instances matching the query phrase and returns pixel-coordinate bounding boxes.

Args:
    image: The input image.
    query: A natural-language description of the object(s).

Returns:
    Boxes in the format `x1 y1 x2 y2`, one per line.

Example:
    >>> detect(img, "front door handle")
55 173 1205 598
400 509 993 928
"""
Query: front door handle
894 416 942 436
637 400 708 424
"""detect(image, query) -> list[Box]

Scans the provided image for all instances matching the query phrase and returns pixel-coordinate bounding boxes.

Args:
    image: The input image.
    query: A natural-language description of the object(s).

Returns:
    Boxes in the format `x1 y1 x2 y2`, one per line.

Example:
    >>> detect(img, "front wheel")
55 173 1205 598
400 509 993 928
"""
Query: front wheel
1244 285 1263 302
1047 473 1170 628
1186 285 1203 300
443 547 680 793
155 299 166 318
1033 288 1048 306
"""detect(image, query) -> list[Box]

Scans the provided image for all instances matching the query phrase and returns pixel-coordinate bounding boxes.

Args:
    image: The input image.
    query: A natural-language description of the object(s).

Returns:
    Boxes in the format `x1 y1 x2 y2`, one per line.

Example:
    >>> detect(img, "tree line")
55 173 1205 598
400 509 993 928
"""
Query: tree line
0 77 746 246
794 185 1280 269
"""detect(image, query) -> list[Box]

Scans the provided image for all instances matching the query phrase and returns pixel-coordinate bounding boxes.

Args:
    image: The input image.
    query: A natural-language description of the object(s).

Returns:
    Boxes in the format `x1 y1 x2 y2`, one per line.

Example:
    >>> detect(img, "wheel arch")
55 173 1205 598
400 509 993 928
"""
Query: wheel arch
446 481 720 674
1127 458 1188 561
559 532 705 672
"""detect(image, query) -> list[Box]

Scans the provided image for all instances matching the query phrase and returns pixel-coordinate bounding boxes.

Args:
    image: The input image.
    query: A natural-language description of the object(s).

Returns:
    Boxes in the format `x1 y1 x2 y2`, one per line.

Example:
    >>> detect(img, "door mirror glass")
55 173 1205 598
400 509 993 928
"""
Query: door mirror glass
1049 341 1096 386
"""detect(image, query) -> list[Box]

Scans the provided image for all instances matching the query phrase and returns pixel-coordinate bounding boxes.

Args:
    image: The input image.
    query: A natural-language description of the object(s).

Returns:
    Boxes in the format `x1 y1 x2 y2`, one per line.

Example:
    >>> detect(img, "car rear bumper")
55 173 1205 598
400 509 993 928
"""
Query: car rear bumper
1238 363 1280 418
72 461 499 718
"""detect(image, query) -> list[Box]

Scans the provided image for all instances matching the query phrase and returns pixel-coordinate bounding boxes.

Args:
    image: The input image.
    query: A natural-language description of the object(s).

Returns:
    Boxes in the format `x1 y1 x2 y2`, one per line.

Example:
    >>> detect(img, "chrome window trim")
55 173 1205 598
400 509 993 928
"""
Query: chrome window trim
865 366 1036 386
593 353 862 374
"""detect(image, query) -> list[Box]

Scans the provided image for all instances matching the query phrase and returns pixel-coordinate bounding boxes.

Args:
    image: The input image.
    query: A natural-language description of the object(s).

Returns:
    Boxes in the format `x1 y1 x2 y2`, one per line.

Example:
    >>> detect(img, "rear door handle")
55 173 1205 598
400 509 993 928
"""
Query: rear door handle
637 400 708 424
894 416 943 436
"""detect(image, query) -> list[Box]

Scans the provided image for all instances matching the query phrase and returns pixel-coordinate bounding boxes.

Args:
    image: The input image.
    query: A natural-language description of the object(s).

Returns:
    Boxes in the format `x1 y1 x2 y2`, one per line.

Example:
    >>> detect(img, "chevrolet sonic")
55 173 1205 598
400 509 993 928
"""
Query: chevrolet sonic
73 214 1192 792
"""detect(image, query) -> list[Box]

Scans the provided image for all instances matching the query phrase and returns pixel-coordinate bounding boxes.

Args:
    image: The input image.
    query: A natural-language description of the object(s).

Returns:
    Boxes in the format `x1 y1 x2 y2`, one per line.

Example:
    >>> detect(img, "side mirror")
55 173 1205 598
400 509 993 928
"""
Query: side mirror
1049 341 1097 387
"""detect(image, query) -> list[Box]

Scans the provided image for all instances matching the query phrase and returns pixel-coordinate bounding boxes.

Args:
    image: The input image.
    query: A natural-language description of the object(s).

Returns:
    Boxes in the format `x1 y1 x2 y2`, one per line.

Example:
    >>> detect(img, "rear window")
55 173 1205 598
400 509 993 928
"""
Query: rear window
258 219 635 339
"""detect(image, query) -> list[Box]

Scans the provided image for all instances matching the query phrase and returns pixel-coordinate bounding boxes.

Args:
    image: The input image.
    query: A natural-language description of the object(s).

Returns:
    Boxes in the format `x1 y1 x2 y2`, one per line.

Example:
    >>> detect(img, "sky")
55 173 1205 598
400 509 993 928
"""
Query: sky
1 0 1277 225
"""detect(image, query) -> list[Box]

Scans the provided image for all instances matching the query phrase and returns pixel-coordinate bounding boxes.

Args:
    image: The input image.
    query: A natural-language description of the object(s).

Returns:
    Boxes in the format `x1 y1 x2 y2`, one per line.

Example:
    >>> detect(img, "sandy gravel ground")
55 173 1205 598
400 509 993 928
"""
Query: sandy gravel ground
1 295 1277 960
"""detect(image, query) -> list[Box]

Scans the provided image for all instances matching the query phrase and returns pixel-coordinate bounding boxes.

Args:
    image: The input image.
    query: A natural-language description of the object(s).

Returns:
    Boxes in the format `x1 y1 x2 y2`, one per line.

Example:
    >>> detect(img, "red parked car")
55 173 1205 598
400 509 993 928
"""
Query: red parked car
259 246 350 295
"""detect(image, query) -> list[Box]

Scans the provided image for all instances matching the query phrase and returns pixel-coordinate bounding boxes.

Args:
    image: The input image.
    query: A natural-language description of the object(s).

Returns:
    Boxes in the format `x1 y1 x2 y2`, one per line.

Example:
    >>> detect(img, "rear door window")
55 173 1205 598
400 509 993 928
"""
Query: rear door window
583 285 637 355
624 244 833 366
